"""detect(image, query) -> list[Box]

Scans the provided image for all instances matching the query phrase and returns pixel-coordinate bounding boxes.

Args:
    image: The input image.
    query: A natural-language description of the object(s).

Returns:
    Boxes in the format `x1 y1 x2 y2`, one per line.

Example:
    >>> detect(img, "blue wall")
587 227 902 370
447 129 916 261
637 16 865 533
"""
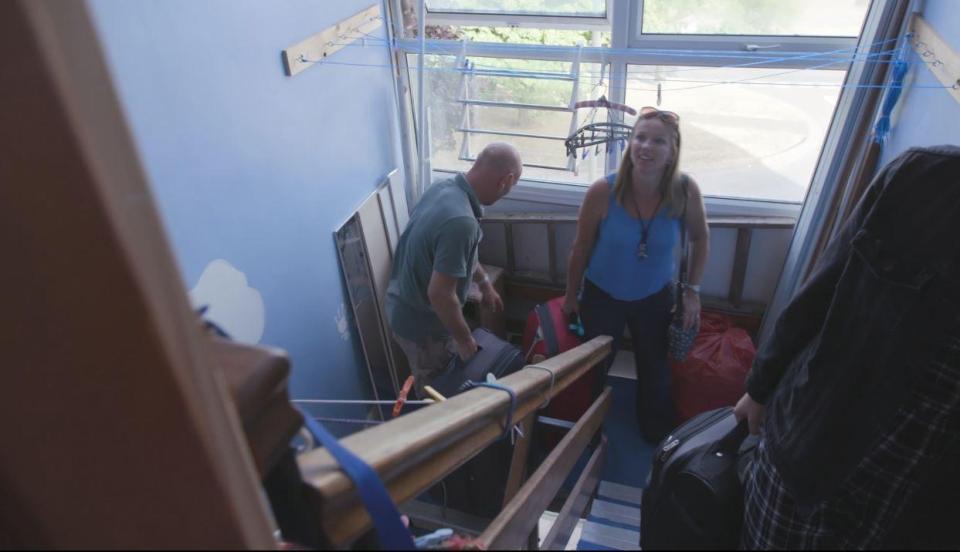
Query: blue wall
88 0 404 423
879 0 960 165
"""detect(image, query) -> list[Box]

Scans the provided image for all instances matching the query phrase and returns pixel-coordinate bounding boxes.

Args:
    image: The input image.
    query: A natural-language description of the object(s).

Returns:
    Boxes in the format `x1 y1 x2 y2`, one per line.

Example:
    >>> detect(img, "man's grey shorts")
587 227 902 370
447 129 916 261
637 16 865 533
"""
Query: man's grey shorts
392 331 456 398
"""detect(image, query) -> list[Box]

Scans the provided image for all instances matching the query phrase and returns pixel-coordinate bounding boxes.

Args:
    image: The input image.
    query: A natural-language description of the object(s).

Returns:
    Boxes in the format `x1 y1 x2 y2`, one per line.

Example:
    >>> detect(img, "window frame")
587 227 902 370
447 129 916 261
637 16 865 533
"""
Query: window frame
424 0 612 30
394 0 875 216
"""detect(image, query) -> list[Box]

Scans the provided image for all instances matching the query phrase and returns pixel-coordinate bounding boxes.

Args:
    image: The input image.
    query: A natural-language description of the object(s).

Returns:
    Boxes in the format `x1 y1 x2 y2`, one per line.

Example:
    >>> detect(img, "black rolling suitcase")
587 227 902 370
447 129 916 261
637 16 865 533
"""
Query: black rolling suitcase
640 407 755 550
428 328 525 518
429 327 525 397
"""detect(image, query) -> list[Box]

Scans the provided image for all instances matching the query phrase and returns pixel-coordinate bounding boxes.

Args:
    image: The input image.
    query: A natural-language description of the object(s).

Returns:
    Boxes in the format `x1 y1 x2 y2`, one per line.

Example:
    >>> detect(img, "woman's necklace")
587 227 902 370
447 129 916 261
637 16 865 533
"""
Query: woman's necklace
633 188 664 260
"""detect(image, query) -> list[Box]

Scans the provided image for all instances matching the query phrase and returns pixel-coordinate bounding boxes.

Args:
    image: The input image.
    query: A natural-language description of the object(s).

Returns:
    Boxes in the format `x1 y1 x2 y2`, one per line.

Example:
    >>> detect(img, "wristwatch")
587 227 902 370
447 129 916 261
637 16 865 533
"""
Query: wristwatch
683 283 701 294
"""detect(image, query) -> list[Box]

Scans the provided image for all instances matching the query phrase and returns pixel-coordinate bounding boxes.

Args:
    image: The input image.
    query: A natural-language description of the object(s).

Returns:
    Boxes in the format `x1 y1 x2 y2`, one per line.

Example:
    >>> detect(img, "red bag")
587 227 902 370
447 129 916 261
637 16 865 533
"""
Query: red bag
521 297 594 423
671 312 756 424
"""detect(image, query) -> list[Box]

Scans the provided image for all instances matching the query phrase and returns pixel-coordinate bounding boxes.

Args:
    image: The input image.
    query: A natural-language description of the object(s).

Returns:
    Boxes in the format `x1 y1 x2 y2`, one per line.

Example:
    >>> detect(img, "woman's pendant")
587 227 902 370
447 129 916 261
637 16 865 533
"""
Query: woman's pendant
636 241 648 259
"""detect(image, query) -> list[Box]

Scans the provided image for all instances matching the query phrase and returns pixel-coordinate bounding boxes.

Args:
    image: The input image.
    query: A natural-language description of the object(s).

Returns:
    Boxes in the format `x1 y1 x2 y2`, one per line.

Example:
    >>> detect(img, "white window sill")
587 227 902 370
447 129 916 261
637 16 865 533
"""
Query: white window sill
446 170 803 219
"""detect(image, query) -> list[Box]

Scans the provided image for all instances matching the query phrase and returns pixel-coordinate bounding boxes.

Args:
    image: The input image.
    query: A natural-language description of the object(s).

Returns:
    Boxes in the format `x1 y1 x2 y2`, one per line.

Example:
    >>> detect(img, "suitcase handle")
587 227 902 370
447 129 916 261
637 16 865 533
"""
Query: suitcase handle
712 419 750 457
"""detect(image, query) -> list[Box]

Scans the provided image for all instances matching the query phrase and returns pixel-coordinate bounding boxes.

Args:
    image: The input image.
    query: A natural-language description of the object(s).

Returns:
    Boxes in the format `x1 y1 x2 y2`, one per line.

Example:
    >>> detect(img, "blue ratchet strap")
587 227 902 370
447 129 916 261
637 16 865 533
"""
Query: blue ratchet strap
298 410 415 550
467 381 518 441
874 36 911 144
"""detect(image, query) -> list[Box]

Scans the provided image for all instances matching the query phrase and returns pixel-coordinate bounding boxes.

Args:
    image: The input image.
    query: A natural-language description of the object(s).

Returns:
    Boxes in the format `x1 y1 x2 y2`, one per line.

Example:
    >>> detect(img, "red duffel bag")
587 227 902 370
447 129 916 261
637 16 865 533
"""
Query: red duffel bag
521 297 596 423
671 312 756 424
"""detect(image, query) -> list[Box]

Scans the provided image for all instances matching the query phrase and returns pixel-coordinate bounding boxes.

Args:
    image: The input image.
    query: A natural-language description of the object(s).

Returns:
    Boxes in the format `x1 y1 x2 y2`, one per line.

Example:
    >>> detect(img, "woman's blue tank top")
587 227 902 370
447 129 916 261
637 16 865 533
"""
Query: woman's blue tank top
585 175 681 301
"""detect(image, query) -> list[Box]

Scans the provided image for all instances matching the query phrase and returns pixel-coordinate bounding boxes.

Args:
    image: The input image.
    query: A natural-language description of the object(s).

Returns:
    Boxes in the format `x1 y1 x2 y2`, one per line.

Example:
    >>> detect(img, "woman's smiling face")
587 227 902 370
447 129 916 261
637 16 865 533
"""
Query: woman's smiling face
630 118 676 176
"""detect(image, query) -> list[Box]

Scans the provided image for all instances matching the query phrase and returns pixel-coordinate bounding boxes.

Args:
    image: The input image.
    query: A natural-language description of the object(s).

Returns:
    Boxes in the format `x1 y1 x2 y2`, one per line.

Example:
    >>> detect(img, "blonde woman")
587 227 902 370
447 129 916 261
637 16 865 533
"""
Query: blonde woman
563 108 709 443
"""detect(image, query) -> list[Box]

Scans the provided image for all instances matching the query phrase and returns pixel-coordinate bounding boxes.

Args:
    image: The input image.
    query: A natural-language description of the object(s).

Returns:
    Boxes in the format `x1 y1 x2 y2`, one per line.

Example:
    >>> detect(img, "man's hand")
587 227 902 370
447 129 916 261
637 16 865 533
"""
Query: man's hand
480 280 503 313
562 295 579 315
734 393 765 435
457 335 479 362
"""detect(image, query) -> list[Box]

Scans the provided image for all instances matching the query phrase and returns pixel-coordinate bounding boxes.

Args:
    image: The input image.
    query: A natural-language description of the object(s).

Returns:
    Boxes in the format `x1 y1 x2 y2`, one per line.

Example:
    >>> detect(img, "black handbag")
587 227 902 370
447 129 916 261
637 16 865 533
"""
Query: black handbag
668 175 699 362
640 407 754 550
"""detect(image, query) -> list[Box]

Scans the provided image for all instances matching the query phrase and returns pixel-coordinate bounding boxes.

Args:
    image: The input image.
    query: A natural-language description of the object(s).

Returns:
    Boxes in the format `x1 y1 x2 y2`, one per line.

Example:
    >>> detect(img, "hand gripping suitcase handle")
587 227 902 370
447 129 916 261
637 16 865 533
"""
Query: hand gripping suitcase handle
712 419 750 457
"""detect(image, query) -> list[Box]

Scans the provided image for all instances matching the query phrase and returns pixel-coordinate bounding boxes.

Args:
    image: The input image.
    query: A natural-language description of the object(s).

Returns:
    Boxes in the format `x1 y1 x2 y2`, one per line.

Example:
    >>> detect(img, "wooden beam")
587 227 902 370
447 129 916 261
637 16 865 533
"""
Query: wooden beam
479 388 612 550
505 222 517 275
547 221 559 285
481 212 795 230
502 414 536 507
910 14 960 106
281 4 381 76
402 500 488 537
1 1 275 547
298 336 613 546
541 435 606 551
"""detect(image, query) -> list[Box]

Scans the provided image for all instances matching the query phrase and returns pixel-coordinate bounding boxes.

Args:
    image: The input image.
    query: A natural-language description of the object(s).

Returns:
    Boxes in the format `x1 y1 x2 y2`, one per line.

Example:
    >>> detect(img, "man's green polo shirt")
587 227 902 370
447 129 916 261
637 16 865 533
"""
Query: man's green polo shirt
386 174 483 341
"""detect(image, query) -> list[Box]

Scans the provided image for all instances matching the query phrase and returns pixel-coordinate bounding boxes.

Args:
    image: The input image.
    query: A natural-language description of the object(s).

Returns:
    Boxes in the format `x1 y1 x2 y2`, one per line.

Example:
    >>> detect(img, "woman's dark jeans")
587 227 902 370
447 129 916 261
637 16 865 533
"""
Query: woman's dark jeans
580 279 675 443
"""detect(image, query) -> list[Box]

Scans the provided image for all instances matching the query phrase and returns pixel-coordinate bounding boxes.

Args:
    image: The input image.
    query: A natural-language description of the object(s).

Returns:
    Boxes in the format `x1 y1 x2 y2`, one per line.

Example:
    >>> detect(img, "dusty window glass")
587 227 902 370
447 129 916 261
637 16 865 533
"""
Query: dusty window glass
641 0 870 37
410 55 613 185
427 0 607 17
624 65 844 202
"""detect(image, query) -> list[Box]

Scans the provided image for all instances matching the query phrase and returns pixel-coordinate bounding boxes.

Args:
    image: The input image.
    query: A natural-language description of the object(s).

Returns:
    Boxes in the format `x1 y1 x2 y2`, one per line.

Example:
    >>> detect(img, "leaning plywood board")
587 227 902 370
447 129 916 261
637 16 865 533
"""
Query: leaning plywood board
377 186 399 255
387 168 410 236
335 213 394 411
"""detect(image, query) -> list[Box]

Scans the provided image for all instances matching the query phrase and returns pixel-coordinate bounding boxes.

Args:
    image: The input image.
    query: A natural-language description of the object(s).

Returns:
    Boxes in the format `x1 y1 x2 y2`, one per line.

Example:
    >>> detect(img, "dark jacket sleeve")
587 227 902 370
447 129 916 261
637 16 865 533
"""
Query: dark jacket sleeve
745 150 908 403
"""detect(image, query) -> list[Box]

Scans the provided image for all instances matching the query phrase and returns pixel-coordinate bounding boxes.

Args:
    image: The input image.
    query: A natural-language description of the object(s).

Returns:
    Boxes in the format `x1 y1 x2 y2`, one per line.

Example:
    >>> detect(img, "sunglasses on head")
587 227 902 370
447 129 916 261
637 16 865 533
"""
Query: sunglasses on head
638 106 680 124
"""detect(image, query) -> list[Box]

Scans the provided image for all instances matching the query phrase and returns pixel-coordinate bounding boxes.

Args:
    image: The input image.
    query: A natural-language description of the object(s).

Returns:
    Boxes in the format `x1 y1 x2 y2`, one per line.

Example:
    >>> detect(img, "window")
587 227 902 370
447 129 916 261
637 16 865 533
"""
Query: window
624 66 844 202
640 0 870 37
398 0 874 207
410 54 610 185
427 0 607 18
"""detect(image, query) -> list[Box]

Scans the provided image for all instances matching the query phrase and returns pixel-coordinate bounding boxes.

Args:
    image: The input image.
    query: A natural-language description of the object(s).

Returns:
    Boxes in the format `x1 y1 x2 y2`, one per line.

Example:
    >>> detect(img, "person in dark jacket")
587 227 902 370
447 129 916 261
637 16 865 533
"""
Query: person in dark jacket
735 146 960 549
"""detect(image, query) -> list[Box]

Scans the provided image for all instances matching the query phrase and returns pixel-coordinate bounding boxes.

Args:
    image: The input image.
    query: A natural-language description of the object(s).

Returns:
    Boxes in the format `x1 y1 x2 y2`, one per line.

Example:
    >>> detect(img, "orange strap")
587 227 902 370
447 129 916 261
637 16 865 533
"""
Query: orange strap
392 376 415 418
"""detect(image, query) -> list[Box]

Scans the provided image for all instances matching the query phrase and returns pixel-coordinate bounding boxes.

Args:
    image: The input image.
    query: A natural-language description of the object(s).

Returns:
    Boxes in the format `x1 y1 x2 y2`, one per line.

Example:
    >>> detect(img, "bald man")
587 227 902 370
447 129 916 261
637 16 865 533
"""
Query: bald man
386 143 522 397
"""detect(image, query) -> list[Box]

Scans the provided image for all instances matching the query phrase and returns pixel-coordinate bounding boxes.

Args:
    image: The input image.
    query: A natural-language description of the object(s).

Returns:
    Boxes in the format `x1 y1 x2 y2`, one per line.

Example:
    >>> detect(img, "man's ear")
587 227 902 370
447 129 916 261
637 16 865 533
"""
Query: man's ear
499 172 515 191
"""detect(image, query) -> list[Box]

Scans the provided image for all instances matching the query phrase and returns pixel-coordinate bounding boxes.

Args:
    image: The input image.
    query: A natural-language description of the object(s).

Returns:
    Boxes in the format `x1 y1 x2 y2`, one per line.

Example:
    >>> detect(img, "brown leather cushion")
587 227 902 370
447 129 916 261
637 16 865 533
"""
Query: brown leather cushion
208 337 303 478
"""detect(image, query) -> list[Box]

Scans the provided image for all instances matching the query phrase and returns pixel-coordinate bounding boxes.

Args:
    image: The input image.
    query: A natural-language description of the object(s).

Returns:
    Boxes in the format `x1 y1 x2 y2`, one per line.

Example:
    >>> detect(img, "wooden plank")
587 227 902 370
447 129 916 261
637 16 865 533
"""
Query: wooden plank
705 216 795 229
479 388 613 550
502 414 536 507
387 168 410 237
298 337 614 546
376 186 398 257
3 1 275 547
402 500 488 536
281 4 381 77
910 14 960 106
505 221 517 274
541 435 606 551
729 227 753 308
547 221 558 285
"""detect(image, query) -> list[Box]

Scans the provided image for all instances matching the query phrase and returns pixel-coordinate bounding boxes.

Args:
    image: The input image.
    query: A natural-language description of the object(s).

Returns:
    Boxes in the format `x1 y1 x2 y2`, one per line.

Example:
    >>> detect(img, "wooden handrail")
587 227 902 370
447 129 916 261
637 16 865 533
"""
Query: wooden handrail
297 336 613 546
480 387 612 549
542 435 606 550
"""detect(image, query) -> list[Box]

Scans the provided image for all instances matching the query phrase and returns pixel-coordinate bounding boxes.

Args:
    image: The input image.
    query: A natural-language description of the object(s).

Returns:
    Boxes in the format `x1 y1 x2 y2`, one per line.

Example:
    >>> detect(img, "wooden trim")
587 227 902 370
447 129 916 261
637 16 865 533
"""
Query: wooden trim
505 221 517 274
402 500 489 537
541 435 606 551
298 336 613 545
482 212 796 229
282 4 382 76
2 1 275 546
910 14 960 106
502 414 537 507
479 388 612 550
729 227 753 308
547 221 559 285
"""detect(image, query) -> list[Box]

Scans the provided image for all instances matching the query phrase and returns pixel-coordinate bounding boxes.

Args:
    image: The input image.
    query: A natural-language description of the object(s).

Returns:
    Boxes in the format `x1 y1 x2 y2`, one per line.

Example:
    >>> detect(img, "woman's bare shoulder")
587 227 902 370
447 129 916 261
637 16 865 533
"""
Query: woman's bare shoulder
584 177 612 205
681 173 703 199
